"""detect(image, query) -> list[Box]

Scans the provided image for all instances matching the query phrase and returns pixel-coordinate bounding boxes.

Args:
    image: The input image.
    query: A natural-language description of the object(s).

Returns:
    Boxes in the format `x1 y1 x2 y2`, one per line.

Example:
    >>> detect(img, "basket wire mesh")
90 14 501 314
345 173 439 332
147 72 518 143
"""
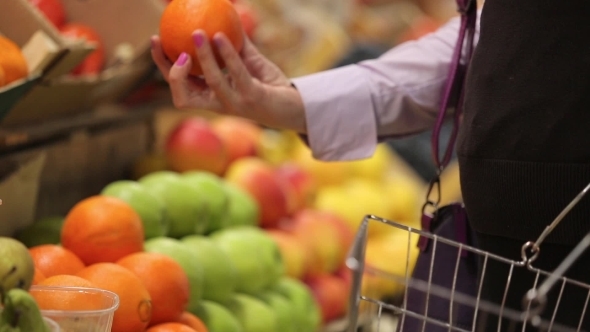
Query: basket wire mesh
345 183 590 332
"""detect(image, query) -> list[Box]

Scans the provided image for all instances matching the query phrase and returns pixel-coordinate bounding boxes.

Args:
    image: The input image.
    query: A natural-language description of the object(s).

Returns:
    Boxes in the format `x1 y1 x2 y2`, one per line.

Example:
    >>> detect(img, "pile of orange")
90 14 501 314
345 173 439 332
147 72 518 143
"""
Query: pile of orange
0 35 29 88
29 195 207 332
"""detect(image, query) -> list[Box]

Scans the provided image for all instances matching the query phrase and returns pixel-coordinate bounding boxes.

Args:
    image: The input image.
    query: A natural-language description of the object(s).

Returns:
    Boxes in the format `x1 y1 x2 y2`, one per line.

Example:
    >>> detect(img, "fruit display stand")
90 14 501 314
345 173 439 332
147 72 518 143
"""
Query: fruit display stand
0 102 445 330
118 105 429 332
0 101 163 237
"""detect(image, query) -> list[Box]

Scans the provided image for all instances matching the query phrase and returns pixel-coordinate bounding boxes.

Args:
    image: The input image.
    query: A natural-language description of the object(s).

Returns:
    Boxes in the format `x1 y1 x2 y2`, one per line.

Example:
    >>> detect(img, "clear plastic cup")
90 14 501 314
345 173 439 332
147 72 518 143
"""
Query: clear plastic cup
44 316 61 332
30 285 120 332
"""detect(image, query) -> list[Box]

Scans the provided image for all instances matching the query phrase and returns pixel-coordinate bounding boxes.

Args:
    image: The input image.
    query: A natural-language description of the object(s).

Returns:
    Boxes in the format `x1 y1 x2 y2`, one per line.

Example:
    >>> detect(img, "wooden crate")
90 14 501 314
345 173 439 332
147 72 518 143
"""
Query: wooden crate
0 110 152 236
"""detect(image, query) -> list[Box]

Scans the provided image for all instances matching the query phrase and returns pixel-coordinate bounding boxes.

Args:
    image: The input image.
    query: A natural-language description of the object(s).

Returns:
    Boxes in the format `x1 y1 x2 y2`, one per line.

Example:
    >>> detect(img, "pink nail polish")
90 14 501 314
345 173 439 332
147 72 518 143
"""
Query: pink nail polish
213 36 223 48
176 52 188 66
193 33 205 48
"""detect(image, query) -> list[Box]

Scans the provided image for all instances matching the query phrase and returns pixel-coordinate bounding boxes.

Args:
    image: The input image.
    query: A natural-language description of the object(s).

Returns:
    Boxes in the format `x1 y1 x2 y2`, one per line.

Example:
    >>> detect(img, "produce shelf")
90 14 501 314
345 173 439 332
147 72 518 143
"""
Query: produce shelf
0 98 169 156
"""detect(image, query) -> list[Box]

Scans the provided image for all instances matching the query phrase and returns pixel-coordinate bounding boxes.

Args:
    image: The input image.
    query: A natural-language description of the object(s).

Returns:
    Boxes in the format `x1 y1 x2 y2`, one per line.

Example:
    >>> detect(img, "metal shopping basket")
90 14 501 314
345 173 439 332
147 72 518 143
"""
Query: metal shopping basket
345 182 590 332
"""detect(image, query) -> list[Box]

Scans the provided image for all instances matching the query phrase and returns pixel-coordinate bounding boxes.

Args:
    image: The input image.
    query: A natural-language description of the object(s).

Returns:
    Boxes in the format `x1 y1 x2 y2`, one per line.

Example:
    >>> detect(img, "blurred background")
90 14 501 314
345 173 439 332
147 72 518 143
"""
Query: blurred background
246 0 460 182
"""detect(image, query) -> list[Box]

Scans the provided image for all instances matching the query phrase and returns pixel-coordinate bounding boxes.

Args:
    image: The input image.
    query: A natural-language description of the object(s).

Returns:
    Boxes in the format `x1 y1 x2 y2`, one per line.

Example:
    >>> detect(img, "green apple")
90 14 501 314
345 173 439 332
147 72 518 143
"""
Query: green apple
181 171 228 233
209 226 284 295
101 180 168 239
225 294 278 332
272 277 322 332
228 226 285 282
14 216 64 248
222 183 258 228
180 235 237 303
194 300 243 332
138 170 179 183
139 171 209 237
144 237 204 312
256 290 297 332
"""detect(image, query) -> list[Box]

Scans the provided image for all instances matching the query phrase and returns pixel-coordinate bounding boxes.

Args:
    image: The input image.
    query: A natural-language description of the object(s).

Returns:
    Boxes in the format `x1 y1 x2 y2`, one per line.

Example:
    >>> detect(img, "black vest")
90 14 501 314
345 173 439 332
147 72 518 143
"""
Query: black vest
457 0 590 245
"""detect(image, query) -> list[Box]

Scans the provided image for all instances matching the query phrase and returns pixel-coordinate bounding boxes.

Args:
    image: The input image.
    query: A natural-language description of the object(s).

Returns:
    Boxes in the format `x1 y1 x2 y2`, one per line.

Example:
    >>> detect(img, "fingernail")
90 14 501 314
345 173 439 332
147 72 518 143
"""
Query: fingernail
213 35 224 48
150 36 157 49
193 32 205 48
176 52 188 66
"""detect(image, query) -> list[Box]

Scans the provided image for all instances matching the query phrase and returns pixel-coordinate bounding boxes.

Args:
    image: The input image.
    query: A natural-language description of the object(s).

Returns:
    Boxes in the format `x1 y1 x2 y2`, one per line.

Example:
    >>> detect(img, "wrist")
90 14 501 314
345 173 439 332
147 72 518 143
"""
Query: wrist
259 84 307 134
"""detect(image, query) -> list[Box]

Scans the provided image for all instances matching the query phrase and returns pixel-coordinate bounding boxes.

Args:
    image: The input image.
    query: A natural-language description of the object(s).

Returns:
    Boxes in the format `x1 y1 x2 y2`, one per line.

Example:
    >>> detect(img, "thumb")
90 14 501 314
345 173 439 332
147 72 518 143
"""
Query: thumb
168 52 196 109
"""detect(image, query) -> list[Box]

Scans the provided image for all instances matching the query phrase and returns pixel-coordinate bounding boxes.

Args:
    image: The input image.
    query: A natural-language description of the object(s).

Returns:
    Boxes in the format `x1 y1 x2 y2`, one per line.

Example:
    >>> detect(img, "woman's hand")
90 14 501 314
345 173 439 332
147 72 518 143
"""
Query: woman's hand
151 29 307 133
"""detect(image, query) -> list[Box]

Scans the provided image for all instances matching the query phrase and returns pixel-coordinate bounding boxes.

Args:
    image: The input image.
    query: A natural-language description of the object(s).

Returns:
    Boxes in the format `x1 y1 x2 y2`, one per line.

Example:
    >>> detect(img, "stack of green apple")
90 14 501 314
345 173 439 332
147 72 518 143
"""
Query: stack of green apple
95 170 322 332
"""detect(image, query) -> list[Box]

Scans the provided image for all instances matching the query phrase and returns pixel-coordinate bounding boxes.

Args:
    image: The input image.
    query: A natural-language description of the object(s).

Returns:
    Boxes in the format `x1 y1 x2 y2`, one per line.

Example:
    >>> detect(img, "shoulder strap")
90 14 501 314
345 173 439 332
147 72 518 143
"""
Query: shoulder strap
423 0 478 210
432 0 478 171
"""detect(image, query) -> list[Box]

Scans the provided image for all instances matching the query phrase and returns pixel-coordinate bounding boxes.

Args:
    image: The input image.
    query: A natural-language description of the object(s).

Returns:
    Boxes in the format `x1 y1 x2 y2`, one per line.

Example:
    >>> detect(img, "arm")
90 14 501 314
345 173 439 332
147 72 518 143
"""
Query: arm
292 10 482 162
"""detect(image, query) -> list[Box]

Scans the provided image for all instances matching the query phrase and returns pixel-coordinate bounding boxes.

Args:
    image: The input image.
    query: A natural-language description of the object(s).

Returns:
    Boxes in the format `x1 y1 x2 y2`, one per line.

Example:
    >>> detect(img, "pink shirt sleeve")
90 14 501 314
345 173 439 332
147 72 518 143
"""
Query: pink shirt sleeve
291 10 481 162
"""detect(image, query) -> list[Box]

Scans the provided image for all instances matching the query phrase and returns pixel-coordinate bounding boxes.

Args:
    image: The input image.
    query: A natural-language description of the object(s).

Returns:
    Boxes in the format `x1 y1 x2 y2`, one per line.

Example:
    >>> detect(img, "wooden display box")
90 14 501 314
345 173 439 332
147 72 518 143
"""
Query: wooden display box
0 0 78 123
0 0 165 126
0 112 152 237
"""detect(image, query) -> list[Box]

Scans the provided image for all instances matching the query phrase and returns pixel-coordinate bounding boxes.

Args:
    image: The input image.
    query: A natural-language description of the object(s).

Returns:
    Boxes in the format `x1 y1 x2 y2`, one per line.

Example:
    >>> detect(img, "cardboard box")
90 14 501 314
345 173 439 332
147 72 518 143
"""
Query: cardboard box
0 0 165 127
0 152 46 237
0 75 41 123
0 116 150 237
0 0 93 80
0 13 79 124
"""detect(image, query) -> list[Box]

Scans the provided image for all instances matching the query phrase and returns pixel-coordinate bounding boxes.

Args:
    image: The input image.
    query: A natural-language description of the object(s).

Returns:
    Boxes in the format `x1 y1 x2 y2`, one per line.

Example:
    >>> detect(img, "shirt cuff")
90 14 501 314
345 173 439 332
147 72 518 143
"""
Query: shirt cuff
291 65 378 162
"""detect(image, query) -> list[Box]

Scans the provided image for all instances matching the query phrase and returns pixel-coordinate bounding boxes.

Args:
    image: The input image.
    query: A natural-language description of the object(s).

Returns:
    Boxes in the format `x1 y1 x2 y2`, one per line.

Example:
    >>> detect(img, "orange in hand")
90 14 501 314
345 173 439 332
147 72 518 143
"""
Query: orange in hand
0 36 29 87
61 195 144 265
147 323 198 332
33 275 104 311
77 263 152 332
116 252 190 326
159 0 245 76
29 244 86 278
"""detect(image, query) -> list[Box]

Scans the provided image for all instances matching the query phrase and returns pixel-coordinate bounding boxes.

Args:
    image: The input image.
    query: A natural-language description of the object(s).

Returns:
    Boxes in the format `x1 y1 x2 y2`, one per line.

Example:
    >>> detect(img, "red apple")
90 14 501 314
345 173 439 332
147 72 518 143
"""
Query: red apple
305 274 348 323
60 23 105 76
29 0 66 28
165 117 229 175
279 209 343 276
266 229 312 279
275 163 317 213
233 1 259 39
225 157 290 228
335 264 353 296
211 116 262 166
322 211 356 265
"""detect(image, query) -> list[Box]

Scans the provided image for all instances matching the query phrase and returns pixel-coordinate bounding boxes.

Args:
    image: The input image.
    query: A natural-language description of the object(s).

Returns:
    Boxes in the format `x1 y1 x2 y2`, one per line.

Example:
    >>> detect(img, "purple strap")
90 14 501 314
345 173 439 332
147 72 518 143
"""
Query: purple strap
419 0 477 248
431 0 477 171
